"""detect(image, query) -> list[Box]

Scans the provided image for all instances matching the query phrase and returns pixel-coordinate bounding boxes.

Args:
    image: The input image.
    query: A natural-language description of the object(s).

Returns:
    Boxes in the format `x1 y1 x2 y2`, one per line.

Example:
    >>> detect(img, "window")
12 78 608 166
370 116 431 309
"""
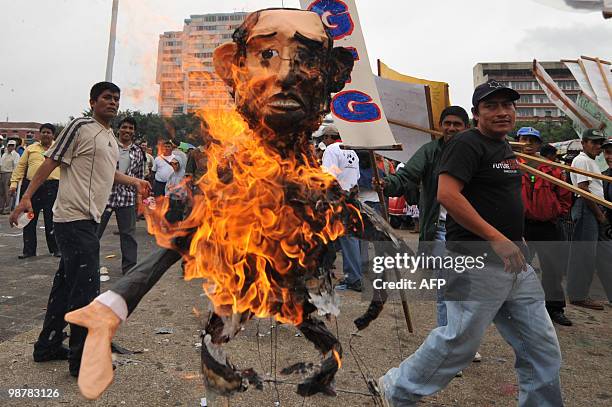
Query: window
511 81 531 90
203 25 216 30
556 80 578 90
517 108 533 117
230 14 244 21
222 33 232 39
194 52 213 58
204 15 216 22
518 95 532 104
534 95 549 103
218 15 230 21
165 41 182 46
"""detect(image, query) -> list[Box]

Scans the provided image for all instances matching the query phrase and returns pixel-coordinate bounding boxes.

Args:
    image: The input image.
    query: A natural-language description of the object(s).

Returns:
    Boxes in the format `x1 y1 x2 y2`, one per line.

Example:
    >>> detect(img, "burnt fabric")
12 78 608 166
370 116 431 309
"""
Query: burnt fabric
34 220 100 366
21 179 59 256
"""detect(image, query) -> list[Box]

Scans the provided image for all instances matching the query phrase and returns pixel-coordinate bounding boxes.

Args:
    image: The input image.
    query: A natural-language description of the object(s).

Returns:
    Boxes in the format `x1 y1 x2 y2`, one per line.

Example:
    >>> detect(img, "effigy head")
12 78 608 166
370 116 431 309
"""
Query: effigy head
213 8 354 134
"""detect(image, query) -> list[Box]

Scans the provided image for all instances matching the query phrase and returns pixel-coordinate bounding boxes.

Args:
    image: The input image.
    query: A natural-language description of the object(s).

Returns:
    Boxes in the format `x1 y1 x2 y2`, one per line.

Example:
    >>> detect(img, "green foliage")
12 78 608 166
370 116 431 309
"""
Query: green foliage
61 110 205 154
512 120 578 143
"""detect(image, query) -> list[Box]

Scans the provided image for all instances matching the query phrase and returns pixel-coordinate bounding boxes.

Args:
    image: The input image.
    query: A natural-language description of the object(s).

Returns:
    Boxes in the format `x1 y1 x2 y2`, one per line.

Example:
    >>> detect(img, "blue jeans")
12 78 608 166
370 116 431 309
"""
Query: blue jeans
381 262 562 407
567 198 612 301
338 236 362 284
432 223 447 327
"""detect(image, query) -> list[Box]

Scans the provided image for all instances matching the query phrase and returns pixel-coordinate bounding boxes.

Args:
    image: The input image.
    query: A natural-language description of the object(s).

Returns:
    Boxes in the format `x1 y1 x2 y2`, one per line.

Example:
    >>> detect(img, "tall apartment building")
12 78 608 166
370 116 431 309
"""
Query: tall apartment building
156 12 248 116
473 62 581 122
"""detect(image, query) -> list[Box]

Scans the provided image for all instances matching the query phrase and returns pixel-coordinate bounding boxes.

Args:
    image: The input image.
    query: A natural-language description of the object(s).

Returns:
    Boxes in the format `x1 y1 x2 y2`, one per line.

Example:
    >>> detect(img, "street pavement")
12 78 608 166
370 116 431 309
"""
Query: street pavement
0 215 611 407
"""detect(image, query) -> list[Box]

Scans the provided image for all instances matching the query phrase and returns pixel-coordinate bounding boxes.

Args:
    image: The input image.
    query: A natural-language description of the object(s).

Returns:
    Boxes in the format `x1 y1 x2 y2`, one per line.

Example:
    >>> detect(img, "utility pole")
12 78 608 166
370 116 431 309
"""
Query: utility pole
105 0 119 82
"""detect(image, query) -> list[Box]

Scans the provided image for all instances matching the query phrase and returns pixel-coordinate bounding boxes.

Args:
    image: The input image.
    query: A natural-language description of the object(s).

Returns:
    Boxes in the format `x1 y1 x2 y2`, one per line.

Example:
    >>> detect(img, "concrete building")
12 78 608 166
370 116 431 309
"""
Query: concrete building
473 62 581 122
156 12 248 116
0 122 42 146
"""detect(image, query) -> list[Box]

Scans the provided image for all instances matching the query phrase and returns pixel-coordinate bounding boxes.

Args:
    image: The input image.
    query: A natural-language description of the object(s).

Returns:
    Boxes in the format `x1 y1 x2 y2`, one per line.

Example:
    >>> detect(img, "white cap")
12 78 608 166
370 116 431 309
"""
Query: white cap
7 140 17 146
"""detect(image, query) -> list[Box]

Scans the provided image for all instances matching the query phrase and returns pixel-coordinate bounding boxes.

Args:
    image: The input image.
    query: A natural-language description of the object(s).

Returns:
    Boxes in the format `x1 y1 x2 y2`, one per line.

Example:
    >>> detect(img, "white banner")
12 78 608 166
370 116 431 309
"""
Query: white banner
300 0 398 149
580 56 612 115
563 59 596 100
533 60 600 135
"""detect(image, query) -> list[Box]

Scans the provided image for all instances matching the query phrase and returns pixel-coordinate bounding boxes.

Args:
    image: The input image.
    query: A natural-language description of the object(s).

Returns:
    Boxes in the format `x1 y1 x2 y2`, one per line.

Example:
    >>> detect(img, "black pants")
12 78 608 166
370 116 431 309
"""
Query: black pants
97 205 137 274
524 219 567 312
34 220 100 366
153 180 166 197
22 179 59 256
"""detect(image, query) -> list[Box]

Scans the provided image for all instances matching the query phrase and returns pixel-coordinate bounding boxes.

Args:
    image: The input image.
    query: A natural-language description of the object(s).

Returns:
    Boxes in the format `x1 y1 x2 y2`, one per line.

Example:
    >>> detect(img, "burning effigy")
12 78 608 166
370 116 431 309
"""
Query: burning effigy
67 7 408 401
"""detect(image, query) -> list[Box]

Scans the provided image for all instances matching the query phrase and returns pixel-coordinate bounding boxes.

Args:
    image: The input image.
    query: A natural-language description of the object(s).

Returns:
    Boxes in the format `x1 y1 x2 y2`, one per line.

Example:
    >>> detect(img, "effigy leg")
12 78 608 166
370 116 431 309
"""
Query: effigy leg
200 312 263 397
296 316 342 397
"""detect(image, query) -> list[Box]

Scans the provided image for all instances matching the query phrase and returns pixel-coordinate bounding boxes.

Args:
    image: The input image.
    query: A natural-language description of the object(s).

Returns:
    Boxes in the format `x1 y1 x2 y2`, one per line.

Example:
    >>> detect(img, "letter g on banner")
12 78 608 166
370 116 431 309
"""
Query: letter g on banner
332 91 382 122
308 0 355 40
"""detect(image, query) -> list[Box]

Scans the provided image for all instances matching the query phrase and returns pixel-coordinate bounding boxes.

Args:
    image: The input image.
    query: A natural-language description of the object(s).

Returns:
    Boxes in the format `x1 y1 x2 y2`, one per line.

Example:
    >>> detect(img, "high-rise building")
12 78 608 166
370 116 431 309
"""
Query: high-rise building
473 62 581 122
156 12 248 116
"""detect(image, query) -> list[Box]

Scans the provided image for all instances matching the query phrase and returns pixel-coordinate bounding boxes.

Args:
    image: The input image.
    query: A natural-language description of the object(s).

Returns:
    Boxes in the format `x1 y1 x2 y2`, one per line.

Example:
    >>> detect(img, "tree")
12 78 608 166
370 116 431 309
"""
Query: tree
512 119 577 143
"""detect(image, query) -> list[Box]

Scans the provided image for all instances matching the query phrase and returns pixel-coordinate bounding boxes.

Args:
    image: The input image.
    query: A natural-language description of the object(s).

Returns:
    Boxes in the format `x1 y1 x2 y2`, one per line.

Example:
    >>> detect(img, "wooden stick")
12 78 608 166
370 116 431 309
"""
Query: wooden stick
387 118 443 138
515 152 612 183
518 162 612 210
369 150 414 334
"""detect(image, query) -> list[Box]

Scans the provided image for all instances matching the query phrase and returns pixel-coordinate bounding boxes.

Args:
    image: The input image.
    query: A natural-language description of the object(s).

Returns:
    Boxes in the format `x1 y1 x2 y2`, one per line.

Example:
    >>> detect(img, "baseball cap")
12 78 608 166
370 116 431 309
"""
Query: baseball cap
581 128 606 141
7 140 16 146
517 127 542 141
602 138 612 149
472 80 520 107
321 125 340 138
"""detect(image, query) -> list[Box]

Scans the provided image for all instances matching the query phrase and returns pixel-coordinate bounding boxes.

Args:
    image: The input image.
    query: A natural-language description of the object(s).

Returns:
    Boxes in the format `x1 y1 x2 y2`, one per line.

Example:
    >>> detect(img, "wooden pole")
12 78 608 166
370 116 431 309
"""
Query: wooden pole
518 162 612 210
515 151 612 183
387 118 443 138
369 150 414 333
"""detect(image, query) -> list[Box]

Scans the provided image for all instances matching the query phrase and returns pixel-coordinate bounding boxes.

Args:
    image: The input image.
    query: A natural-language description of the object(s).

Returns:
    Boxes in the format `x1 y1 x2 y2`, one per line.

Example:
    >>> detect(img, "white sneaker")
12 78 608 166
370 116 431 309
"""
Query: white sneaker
377 376 391 407
473 351 482 363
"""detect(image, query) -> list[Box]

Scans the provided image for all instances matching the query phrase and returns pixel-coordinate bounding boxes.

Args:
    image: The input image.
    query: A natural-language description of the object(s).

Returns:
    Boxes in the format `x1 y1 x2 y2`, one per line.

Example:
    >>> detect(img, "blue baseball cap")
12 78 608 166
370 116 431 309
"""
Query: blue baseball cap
517 127 542 141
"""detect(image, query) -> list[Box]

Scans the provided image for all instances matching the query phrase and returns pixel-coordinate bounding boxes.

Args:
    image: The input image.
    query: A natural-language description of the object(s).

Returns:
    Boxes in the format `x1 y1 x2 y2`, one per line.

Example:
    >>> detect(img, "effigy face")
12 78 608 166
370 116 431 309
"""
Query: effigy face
214 9 353 135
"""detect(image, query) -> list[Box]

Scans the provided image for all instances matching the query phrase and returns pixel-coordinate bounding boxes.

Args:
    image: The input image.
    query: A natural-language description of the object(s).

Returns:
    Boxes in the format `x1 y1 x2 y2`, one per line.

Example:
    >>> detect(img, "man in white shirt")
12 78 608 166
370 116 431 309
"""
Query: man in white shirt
0 140 21 213
321 126 362 291
151 140 175 196
567 129 610 310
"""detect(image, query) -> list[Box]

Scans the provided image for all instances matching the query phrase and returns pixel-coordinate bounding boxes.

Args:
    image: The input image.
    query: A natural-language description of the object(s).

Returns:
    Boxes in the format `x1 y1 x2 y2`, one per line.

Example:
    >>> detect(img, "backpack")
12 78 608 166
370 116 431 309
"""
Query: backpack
522 164 570 222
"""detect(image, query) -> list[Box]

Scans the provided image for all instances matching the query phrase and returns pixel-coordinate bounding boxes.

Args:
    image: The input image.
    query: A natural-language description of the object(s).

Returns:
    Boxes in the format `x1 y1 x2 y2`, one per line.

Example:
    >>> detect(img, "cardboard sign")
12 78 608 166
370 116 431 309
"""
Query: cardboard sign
375 77 432 163
300 0 398 149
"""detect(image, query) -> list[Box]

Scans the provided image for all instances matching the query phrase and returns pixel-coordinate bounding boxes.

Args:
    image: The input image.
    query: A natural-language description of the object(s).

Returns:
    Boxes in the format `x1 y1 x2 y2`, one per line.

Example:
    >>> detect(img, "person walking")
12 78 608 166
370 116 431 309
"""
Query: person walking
151 140 174 197
379 80 562 407
566 129 611 310
97 117 145 274
0 139 20 214
10 82 149 377
9 123 61 258
321 125 362 291
518 127 573 325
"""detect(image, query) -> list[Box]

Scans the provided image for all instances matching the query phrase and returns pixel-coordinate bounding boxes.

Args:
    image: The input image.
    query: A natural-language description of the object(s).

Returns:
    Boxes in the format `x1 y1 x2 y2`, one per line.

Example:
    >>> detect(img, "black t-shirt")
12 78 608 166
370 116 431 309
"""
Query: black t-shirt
438 129 525 257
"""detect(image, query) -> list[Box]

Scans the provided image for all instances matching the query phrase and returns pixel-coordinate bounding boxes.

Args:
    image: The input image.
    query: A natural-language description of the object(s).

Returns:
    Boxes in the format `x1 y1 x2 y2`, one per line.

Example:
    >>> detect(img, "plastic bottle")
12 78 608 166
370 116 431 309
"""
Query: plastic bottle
15 212 34 229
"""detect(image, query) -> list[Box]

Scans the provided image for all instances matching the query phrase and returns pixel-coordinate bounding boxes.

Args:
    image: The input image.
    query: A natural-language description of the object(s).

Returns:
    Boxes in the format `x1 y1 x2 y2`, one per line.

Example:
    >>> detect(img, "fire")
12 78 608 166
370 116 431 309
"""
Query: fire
332 349 342 369
145 107 359 326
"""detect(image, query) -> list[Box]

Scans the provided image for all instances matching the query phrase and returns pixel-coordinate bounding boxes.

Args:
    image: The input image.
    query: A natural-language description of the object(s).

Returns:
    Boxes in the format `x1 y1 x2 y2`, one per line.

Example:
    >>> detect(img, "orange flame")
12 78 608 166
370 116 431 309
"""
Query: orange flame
332 349 342 369
145 106 360 326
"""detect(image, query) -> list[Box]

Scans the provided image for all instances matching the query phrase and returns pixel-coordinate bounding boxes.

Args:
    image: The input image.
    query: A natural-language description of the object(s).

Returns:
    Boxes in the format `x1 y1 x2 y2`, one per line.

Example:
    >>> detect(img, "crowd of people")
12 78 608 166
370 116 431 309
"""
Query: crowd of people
1 18 610 405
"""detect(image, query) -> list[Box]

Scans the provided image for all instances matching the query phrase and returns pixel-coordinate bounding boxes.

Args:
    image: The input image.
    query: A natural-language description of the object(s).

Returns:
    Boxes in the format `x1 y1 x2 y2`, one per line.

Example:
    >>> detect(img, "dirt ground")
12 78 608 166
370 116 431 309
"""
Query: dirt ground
0 217 611 406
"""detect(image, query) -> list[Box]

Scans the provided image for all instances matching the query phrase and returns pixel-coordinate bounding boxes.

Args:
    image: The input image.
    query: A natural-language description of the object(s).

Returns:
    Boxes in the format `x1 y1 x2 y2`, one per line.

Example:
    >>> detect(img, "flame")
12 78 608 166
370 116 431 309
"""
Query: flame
332 349 342 369
145 106 360 326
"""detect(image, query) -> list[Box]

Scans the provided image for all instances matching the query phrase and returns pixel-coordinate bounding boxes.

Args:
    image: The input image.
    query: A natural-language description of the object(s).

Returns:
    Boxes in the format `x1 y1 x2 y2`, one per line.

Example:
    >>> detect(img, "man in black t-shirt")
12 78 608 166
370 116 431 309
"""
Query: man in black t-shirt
378 81 562 407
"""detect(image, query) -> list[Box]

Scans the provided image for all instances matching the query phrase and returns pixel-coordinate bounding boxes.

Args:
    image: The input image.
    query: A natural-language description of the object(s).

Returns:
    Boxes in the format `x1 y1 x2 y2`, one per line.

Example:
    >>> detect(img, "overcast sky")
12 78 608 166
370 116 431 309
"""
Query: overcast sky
0 0 610 124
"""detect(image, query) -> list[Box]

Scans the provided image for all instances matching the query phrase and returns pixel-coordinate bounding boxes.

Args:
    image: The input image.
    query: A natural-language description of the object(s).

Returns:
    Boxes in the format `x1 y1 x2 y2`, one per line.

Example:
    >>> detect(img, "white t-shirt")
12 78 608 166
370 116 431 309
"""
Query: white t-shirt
152 155 175 183
322 142 359 191
570 152 604 199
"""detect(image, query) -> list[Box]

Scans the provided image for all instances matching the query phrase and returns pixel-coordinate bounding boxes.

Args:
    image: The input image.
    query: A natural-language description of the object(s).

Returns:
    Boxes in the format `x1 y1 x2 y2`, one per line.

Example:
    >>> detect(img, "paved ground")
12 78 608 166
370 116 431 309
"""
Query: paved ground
0 216 611 407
